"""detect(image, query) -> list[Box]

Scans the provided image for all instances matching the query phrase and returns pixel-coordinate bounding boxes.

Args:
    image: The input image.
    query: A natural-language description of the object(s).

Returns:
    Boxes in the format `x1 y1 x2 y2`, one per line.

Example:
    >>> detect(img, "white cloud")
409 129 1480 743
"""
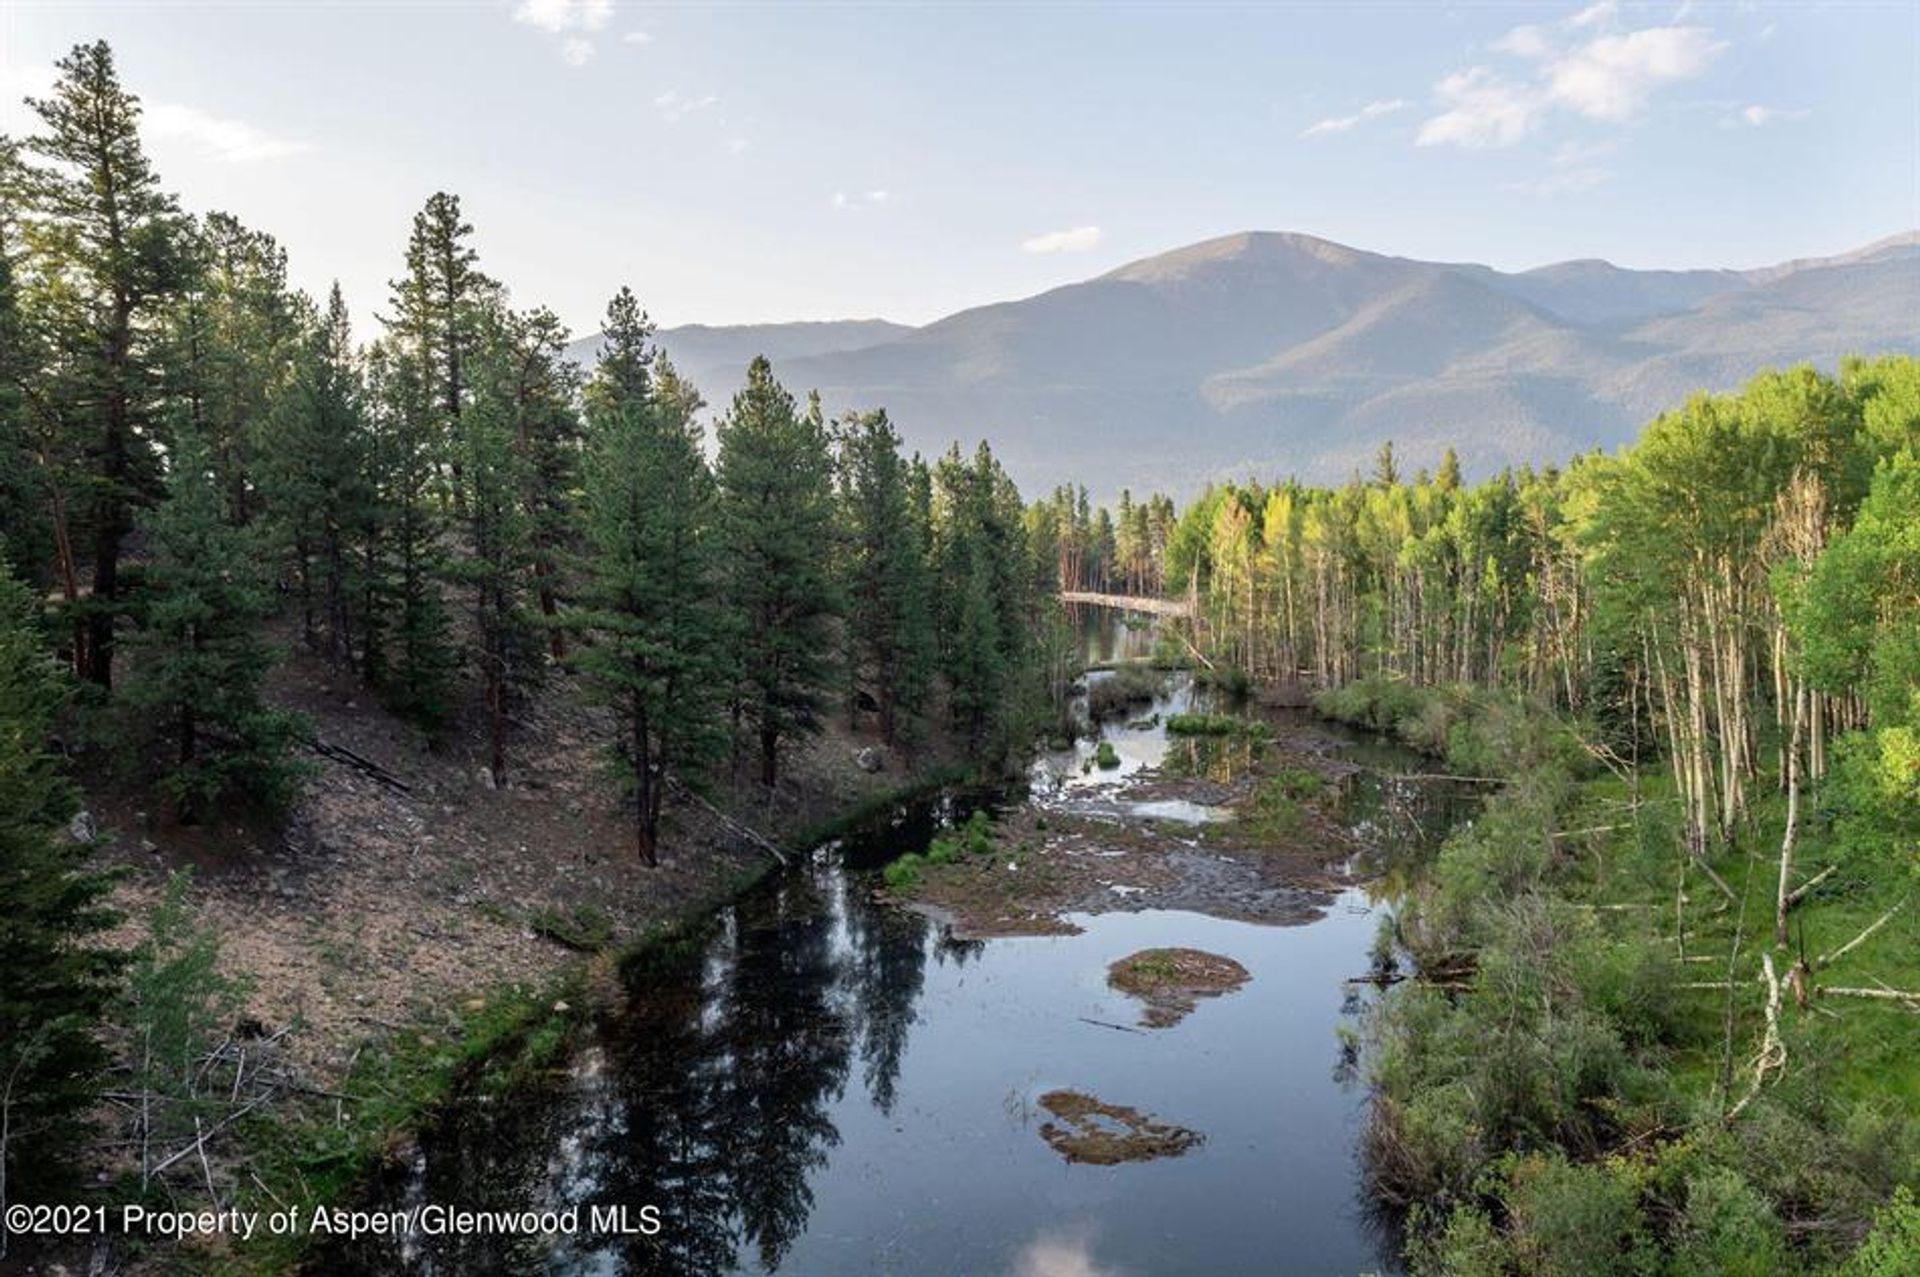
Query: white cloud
4 64 308 164
1569 1 1618 29
1300 98 1407 139
140 100 306 163
1492 24 1553 58
1545 26 1726 121
727 136 751 155
1419 6 1726 149
560 38 596 67
831 189 890 211
622 30 653 45
653 89 717 123
1416 68 1541 148
1735 103 1808 127
512 0 612 34
1021 225 1103 254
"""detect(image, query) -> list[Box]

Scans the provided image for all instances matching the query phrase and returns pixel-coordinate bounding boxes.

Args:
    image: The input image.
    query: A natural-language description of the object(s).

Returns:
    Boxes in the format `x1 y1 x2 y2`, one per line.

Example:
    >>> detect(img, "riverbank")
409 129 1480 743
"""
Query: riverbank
40 641 974 1276
1315 676 1920 1275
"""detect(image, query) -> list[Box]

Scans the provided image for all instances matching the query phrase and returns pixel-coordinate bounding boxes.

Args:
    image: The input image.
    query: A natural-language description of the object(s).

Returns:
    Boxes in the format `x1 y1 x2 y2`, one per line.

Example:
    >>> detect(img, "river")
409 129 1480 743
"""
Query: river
328 611 1470 1276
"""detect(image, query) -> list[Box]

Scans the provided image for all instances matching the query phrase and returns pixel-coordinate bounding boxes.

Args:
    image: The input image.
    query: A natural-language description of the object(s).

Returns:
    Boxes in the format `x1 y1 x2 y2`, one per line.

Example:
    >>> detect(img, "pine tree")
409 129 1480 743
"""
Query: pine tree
0 561 120 1215
386 192 495 507
167 213 296 526
715 358 842 786
258 284 371 665
836 409 932 744
123 435 303 821
0 156 52 583
574 293 724 863
18 41 191 687
452 311 546 786
362 337 455 723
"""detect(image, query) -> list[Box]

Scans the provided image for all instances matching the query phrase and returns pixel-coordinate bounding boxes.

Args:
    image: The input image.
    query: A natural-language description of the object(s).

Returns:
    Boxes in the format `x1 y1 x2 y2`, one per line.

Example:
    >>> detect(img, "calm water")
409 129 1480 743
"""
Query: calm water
330 613 1467 1276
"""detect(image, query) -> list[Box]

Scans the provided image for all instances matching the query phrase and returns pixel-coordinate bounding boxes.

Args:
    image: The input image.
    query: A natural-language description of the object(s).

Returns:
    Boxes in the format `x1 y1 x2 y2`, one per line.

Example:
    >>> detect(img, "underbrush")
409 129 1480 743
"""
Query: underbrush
1349 680 1920 1275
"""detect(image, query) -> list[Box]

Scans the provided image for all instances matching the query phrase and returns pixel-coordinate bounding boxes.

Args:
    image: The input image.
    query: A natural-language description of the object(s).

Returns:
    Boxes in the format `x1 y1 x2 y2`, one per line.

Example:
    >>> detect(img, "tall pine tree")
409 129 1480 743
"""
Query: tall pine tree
836 410 932 745
574 291 724 863
716 358 842 787
258 283 371 665
18 41 190 687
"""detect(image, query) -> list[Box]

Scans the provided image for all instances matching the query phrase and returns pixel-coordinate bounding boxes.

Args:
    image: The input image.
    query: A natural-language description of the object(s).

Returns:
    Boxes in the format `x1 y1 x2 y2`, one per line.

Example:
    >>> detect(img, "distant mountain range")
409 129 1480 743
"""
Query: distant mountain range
565 230 1920 499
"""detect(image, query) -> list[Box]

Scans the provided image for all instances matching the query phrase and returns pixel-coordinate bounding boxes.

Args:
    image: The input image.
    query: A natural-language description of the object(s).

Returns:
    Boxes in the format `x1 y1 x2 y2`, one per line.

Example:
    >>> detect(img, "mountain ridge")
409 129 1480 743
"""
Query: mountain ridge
564 229 1920 497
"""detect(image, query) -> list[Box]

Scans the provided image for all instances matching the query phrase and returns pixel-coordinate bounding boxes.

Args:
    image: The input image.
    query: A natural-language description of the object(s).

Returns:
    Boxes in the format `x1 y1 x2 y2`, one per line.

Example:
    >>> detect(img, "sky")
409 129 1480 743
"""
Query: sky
2 1 1916 340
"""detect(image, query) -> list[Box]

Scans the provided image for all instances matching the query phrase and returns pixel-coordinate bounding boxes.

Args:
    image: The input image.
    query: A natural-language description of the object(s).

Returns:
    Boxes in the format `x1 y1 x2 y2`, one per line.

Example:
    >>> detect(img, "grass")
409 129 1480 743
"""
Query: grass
1165 711 1272 739
884 810 1000 889
528 902 614 952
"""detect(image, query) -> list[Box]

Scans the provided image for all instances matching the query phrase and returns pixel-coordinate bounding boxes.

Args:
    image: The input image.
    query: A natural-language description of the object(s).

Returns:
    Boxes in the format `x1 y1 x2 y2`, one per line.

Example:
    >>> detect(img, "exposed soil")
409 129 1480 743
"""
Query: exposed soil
1106 947 1251 1028
1035 1089 1205 1165
83 641 948 1093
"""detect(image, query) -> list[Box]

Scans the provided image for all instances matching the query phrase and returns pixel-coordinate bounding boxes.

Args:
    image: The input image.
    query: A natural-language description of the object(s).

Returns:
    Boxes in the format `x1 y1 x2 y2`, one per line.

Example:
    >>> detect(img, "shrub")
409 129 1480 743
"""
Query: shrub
1094 741 1121 769
1166 712 1271 739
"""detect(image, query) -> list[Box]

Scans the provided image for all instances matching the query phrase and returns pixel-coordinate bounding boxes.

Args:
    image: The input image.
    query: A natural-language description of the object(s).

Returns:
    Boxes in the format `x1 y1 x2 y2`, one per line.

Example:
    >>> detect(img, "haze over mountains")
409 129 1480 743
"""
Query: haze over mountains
566 230 1920 498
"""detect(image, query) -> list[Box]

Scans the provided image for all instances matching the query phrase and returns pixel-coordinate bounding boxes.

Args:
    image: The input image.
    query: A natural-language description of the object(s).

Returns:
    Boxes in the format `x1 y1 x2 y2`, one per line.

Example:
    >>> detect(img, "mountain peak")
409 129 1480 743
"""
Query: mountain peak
1102 231 1383 284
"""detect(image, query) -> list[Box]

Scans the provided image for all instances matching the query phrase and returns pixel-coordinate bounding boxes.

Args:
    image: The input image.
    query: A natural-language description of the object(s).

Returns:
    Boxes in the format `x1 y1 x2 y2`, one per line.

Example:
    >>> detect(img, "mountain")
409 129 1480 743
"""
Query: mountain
568 231 1920 498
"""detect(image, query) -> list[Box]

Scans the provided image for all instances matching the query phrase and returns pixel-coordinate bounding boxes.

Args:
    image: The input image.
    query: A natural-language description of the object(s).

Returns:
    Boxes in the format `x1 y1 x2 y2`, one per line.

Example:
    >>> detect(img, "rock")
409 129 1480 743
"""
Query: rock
854 747 885 774
140 838 159 855
67 809 97 843
552 1000 571 1014
477 768 497 791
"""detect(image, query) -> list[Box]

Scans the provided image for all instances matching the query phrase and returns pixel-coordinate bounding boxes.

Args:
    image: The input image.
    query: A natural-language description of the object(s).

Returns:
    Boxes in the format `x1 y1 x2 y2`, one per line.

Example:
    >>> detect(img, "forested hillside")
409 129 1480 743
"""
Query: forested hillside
0 41 1069 1250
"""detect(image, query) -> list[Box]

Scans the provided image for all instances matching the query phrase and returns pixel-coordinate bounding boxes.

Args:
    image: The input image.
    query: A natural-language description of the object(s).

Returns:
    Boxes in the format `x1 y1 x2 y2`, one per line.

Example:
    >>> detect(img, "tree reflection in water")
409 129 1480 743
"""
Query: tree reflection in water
325 852 939 1276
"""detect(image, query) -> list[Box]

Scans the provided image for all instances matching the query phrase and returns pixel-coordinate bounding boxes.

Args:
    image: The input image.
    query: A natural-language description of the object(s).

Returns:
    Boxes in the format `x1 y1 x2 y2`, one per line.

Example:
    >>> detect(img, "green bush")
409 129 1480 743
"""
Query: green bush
1166 712 1271 738
883 854 925 890
1094 740 1121 769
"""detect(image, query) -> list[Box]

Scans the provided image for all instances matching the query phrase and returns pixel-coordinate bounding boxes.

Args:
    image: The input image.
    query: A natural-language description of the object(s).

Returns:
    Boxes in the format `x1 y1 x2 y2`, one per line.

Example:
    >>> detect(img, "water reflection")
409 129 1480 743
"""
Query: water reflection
326 615 1473 1277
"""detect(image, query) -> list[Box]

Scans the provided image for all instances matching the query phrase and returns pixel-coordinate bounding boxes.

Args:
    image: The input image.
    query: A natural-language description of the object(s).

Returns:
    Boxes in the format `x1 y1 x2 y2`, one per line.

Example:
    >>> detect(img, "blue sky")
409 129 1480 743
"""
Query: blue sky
2 1 1916 338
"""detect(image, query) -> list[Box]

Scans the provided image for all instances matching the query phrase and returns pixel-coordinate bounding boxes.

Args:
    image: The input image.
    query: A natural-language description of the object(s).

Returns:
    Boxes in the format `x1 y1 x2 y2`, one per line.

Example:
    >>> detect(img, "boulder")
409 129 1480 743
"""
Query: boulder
854 747 885 774
66 809 97 843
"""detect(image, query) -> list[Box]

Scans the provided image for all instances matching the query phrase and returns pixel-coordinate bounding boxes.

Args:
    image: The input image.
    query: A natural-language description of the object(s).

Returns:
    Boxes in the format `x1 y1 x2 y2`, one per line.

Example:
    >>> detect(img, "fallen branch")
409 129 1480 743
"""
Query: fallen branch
1817 896 1908 970
668 776 790 866
1727 953 1785 1120
1819 985 1920 1008
305 735 413 794
1785 865 1839 909
1077 1017 1146 1035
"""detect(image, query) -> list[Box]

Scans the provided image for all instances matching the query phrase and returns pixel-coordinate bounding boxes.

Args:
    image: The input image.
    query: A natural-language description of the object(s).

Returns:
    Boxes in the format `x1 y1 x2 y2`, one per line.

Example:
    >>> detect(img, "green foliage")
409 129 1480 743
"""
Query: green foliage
122 872 249 1179
882 853 925 890
1165 711 1271 739
716 359 843 786
16 40 192 688
124 435 305 820
573 293 725 863
1843 1186 1920 1277
0 565 120 1199
1093 740 1121 770
837 409 935 743
528 903 613 953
